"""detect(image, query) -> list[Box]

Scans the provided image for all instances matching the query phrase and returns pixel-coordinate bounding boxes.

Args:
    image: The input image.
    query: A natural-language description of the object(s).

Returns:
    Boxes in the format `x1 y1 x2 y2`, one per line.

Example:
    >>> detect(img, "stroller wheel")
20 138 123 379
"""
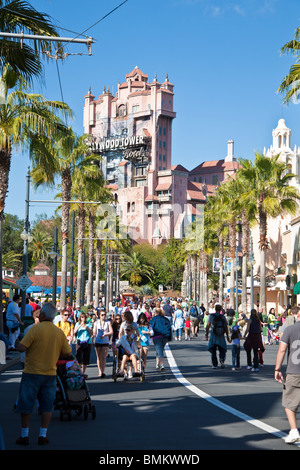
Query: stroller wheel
60 410 64 421
84 405 89 420
91 405 96 420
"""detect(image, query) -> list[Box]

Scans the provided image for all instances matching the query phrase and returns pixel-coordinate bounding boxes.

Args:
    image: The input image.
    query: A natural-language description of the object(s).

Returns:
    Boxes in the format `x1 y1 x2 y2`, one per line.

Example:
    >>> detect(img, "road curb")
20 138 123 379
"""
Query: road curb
0 355 20 372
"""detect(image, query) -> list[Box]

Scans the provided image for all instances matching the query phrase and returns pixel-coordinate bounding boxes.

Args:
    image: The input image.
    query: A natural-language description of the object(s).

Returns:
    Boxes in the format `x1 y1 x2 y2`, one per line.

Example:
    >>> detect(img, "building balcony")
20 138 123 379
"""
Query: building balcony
157 194 172 202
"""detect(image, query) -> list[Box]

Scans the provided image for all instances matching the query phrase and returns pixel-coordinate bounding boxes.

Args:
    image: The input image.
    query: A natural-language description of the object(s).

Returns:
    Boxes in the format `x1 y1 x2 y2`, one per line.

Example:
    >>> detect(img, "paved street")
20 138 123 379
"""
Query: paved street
0 327 299 456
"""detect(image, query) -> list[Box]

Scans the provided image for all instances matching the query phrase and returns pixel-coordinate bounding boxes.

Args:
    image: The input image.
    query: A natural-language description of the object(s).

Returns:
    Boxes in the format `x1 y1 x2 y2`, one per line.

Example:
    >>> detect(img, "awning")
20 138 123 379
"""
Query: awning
155 182 171 191
294 281 300 295
27 286 44 293
44 287 71 295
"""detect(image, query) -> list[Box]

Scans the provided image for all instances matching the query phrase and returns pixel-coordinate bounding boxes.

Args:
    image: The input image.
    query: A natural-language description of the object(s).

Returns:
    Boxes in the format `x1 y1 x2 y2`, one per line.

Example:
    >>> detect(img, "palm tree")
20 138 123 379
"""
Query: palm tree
28 229 52 263
31 130 94 308
121 251 155 287
278 26 300 104
0 0 61 82
82 162 112 306
0 66 70 218
205 194 228 306
214 180 240 309
238 152 300 313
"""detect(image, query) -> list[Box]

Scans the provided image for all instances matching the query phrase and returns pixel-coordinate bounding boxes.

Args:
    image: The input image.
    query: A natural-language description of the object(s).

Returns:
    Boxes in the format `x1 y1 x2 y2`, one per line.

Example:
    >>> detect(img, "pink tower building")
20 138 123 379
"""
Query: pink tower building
83 67 239 244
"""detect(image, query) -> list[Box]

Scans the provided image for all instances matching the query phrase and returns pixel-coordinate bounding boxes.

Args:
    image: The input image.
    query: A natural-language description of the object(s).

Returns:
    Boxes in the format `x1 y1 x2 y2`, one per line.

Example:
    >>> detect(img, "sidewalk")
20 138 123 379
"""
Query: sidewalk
0 351 21 373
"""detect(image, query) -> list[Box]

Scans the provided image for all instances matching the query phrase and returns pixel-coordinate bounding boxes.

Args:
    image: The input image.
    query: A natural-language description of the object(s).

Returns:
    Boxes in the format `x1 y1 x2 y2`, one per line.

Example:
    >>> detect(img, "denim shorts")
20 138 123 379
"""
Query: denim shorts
153 336 168 358
17 373 57 414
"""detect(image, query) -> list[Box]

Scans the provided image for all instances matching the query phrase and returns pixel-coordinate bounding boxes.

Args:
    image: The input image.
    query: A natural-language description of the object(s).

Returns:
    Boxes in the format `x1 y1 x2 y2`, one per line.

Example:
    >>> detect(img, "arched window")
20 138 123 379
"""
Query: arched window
118 104 126 117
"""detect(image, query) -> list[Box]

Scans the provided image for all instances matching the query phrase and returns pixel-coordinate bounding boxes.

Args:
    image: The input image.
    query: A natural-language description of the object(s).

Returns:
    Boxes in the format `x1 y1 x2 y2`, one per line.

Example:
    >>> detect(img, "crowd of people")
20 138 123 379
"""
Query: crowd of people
1 292 297 376
1 291 300 445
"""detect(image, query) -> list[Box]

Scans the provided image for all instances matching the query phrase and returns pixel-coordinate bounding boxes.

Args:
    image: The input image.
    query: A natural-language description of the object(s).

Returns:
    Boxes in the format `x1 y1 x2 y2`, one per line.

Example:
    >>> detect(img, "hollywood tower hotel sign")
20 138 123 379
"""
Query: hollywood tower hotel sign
83 66 182 244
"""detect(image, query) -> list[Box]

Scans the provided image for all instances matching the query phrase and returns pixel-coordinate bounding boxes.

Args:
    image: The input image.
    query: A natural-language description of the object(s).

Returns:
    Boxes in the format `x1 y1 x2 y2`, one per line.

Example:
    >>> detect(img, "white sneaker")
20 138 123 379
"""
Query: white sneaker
285 429 300 444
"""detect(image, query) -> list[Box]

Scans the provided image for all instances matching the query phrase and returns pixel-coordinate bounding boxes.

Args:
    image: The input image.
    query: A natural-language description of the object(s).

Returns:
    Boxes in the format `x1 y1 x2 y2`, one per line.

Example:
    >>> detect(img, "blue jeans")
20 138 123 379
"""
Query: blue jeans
16 373 56 414
232 344 240 368
175 328 183 339
210 345 226 367
153 336 168 359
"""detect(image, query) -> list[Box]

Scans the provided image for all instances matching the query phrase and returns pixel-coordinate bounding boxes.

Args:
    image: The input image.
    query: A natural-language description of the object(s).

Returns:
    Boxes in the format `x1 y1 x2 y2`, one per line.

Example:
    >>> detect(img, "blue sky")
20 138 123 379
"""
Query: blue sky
5 0 300 221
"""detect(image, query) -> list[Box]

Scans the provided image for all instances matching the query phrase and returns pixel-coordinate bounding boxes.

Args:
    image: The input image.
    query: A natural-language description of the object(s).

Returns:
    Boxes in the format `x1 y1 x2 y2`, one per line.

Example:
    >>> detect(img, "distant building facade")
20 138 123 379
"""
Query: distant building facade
83 67 240 244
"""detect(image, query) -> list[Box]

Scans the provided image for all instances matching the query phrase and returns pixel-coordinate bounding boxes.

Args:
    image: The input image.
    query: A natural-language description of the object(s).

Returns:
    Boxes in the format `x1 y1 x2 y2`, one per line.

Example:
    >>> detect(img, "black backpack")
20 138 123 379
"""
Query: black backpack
212 314 225 336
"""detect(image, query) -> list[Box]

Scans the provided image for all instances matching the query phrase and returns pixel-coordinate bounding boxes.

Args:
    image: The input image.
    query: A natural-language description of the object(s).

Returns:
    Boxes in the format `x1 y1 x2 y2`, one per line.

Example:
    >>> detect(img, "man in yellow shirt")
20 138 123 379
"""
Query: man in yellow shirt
16 302 73 446
56 308 74 344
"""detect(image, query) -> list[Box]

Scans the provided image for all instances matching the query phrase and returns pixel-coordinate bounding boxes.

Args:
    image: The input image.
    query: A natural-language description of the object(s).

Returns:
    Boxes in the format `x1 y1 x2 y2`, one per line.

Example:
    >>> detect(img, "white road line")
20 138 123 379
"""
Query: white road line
165 344 300 446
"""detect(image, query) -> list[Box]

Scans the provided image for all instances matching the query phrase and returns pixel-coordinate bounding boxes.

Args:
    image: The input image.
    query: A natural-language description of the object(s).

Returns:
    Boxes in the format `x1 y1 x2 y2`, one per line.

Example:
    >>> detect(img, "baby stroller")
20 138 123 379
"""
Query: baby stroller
266 327 279 345
54 361 96 421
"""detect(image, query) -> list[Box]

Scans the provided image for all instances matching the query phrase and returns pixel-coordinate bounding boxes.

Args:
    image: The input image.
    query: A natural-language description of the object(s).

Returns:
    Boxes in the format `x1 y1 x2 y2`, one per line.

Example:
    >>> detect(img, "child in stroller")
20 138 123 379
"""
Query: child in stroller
54 359 96 421
65 359 87 390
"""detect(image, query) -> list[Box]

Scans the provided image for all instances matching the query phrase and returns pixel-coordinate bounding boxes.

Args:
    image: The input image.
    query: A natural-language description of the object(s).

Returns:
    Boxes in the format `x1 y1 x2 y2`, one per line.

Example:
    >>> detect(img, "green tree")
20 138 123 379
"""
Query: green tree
31 130 94 308
120 251 155 286
2 212 23 255
28 228 52 263
278 26 300 104
0 0 61 82
164 238 187 290
0 66 71 218
238 152 299 313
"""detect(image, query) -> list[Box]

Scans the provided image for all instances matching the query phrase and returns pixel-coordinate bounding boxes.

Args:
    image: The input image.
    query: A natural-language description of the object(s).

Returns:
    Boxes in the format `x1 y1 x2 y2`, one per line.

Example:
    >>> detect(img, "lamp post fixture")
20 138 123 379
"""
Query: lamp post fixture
48 227 61 307
20 167 33 318
249 235 255 311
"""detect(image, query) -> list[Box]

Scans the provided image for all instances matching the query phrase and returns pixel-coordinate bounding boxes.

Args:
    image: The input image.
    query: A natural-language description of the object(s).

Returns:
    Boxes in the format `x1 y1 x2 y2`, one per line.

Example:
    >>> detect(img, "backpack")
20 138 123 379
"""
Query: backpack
190 306 197 317
212 314 225 336
150 315 172 340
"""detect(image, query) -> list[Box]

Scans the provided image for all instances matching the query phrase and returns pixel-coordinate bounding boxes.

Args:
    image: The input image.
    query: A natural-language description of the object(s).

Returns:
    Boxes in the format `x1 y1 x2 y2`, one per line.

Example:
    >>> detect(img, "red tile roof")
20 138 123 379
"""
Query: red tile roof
171 164 189 173
126 67 148 79
190 159 241 174
187 181 216 200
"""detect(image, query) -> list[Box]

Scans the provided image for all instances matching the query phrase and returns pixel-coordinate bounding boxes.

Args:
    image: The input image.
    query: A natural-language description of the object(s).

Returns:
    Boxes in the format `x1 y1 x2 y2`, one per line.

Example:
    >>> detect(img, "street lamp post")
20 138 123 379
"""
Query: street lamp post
20 167 33 317
48 227 61 307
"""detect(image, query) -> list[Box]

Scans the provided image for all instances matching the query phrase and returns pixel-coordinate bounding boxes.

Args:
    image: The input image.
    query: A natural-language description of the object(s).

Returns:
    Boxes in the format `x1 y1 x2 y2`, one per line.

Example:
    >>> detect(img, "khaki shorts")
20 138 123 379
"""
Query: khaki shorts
282 374 300 412
190 317 199 327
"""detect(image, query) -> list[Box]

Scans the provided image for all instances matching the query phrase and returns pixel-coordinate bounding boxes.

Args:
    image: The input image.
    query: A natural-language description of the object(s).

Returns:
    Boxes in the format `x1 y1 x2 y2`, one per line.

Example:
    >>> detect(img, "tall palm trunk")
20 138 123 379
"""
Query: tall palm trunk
94 238 102 306
0 149 11 216
202 251 209 309
259 204 268 315
241 211 250 314
228 220 236 309
218 234 224 305
60 167 72 309
87 211 95 306
106 245 113 308
76 204 86 307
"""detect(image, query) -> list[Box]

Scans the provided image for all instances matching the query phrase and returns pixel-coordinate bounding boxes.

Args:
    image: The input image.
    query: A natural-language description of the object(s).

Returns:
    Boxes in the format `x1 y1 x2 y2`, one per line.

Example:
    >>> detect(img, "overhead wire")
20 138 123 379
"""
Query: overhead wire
52 0 129 126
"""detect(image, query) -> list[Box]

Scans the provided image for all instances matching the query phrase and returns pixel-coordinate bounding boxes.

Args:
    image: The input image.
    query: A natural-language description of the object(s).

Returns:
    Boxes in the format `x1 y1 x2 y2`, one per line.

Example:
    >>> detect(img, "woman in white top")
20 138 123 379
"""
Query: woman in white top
93 310 113 378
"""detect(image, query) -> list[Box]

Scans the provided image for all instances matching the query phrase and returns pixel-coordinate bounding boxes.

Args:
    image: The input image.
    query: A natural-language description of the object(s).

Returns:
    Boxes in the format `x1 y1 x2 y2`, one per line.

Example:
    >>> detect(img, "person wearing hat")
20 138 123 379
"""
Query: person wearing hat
229 325 242 370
